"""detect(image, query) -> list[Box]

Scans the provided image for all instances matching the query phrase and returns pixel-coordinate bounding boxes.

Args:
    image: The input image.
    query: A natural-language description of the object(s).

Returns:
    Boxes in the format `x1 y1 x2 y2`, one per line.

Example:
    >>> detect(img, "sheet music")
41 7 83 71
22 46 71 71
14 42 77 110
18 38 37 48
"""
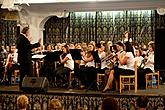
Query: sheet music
32 54 46 59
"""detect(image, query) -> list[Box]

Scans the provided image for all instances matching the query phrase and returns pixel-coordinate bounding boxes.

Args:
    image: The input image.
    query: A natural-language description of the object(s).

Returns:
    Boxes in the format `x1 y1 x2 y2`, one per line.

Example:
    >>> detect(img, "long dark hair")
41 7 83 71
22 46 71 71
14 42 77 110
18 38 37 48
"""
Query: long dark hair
124 41 135 56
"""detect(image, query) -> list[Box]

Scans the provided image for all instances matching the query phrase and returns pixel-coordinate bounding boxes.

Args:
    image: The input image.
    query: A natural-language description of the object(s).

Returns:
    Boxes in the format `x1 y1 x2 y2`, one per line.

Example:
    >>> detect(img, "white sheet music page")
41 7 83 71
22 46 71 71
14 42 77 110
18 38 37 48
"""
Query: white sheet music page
32 54 46 59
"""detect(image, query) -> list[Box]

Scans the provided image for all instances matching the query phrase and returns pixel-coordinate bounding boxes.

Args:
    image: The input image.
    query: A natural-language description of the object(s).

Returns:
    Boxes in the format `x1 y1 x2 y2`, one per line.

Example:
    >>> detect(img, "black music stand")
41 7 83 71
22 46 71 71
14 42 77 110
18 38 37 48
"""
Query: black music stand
69 49 82 88
43 51 63 62
70 49 82 61
43 51 62 86
86 51 101 92
32 54 46 76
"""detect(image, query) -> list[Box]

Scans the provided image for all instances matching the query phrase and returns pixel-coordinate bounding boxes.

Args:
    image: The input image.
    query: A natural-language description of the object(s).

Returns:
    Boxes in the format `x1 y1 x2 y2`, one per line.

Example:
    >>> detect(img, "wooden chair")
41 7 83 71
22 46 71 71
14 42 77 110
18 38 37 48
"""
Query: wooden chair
119 61 138 93
145 71 159 89
96 73 105 90
69 70 74 87
69 70 80 88
13 69 20 84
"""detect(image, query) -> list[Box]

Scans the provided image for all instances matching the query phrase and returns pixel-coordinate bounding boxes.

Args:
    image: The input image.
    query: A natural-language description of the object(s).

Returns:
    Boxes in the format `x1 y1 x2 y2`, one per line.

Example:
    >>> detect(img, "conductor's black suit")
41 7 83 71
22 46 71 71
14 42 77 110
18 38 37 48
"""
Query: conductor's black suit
17 34 40 89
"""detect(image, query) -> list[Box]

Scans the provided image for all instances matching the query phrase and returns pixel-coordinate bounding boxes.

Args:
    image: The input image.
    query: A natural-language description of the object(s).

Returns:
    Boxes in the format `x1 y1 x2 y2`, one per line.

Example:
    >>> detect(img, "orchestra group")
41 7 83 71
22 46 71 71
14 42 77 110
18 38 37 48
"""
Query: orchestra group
0 29 155 92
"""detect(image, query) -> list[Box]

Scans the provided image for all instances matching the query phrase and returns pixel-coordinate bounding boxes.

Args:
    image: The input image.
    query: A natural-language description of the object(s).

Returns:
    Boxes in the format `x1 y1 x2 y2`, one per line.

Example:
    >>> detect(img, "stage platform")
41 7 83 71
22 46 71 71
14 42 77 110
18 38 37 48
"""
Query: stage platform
0 84 165 96
0 85 165 110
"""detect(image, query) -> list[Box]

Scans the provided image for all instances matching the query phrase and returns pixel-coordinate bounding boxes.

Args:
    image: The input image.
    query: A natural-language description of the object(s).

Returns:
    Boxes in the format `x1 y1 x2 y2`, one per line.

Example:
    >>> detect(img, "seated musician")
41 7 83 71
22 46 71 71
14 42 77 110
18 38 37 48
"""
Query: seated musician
4 45 18 85
54 44 74 87
138 41 154 89
103 41 135 92
134 48 144 67
77 43 97 89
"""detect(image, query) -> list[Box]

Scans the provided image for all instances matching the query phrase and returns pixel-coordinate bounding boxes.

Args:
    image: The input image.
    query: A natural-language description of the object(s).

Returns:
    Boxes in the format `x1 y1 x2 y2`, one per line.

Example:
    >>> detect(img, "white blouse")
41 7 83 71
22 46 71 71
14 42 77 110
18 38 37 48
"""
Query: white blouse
64 53 74 70
125 52 135 70
134 56 144 67
98 51 107 69
144 52 154 72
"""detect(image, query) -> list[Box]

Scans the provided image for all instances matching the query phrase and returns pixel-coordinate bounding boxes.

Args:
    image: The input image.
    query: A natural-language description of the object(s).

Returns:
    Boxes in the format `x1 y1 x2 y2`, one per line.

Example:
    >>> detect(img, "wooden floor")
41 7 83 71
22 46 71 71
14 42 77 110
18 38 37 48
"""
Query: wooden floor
0 84 165 96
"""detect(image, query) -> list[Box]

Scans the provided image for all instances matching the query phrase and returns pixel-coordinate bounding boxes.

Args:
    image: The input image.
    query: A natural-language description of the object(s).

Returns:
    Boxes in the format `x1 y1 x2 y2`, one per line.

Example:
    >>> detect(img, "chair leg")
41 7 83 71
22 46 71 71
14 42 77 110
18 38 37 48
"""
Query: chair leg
129 78 131 91
120 77 122 93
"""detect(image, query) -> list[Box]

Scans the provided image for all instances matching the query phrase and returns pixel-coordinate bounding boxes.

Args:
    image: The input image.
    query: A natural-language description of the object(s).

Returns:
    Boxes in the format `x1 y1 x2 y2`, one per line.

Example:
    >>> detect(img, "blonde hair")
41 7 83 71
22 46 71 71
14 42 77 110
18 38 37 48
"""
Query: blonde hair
49 99 62 110
17 95 29 110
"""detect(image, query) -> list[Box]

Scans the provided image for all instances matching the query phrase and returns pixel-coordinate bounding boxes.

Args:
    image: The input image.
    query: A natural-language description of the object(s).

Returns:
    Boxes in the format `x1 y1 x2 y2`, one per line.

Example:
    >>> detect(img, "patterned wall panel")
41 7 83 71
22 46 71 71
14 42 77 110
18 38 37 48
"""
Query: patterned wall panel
43 10 164 45
0 19 17 46
69 12 96 43
44 16 69 45
68 10 155 44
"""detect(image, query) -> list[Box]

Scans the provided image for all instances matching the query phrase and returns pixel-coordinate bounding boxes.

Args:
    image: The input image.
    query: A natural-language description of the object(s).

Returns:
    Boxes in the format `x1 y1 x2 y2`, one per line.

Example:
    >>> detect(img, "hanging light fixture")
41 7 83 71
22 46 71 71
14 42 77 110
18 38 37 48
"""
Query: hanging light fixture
157 8 165 15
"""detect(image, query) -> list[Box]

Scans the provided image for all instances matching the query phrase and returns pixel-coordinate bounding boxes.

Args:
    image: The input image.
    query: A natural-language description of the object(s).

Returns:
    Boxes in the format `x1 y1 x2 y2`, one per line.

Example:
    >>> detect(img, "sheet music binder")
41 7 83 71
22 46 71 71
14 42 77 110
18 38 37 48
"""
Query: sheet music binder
43 51 63 61
69 49 82 60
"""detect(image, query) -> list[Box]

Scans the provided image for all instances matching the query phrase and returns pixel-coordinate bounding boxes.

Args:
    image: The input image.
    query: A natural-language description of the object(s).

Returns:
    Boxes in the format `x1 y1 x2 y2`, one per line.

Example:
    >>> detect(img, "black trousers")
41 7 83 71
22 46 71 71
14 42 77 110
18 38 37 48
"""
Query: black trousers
6 64 19 85
53 66 71 85
19 62 33 89
114 67 134 89
137 68 153 89
77 66 97 88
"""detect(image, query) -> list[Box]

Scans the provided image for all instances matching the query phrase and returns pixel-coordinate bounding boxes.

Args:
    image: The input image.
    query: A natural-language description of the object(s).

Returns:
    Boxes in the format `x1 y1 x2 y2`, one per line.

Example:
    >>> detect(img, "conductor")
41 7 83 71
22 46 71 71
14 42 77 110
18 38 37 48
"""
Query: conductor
17 27 41 89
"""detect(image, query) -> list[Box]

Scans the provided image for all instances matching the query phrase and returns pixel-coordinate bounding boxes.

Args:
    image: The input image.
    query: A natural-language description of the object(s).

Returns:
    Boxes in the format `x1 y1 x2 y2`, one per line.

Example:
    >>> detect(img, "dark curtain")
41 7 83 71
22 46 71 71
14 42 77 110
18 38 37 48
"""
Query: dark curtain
43 10 164 45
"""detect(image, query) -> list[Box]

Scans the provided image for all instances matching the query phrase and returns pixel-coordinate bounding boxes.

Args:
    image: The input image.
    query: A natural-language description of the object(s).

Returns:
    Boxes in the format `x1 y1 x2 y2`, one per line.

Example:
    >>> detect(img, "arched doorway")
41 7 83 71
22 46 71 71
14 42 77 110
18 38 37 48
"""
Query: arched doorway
43 16 69 45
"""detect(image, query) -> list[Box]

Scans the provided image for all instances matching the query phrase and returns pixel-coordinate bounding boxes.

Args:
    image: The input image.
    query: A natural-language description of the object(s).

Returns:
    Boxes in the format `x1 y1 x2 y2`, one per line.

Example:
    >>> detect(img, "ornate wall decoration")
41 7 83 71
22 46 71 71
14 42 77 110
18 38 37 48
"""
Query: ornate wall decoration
69 12 96 43
44 10 164 45
44 16 69 45
69 10 155 44
0 19 17 46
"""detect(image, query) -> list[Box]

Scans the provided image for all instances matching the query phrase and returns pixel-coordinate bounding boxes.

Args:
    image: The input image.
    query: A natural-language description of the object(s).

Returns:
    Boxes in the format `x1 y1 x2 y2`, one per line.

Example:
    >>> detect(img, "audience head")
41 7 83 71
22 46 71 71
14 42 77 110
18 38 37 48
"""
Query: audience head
77 107 85 110
101 97 119 110
136 96 149 110
17 95 29 110
49 99 62 110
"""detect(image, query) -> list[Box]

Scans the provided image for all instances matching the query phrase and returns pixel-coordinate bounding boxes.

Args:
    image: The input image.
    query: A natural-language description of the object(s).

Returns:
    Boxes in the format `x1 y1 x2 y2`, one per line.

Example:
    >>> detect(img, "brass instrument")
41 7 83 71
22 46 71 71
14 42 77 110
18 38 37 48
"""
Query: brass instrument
101 53 117 63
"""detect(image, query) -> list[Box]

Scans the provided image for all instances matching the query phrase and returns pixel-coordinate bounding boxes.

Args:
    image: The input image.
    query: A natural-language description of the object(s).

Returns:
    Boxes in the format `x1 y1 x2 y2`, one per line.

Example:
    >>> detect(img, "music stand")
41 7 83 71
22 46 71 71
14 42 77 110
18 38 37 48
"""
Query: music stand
69 49 82 88
32 54 46 76
70 49 82 61
43 51 63 62
86 51 101 92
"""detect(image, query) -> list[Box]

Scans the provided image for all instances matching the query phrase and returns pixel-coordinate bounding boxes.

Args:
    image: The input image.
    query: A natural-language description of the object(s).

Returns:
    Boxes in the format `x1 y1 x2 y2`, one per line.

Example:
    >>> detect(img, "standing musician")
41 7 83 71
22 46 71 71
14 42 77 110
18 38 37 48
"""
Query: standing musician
53 45 74 87
4 45 18 85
